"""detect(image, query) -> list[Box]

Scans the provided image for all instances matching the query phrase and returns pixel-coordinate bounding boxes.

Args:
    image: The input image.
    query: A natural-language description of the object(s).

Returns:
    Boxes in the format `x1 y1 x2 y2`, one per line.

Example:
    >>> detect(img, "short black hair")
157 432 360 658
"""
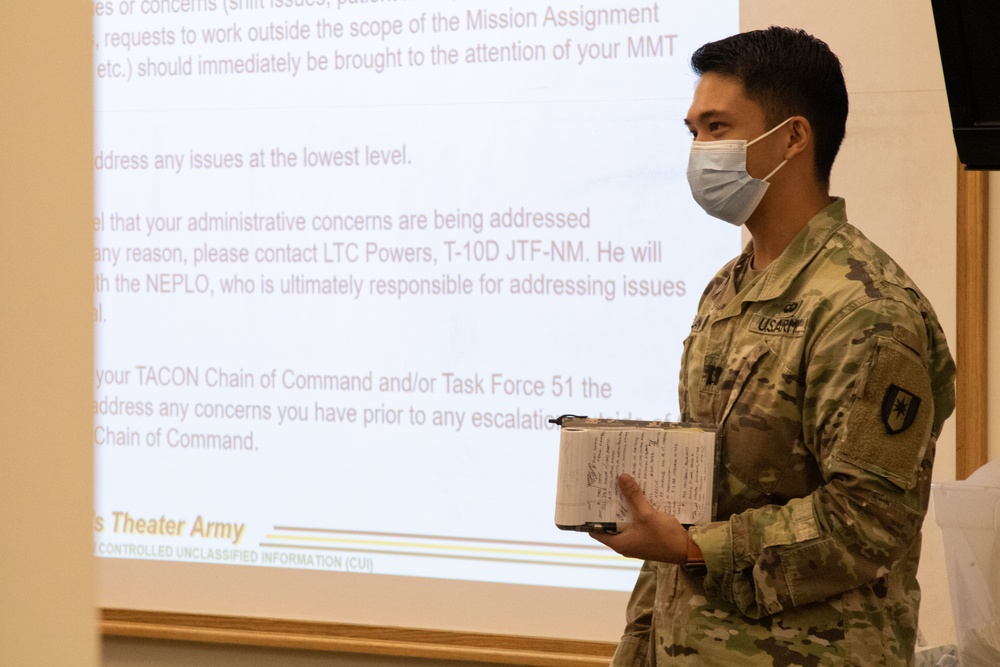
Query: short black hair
691 26 848 186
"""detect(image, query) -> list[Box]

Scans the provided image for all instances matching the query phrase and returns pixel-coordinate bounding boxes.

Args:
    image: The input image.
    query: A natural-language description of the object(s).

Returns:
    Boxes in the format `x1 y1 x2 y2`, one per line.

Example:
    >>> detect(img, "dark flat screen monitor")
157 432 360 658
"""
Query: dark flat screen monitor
931 0 1000 170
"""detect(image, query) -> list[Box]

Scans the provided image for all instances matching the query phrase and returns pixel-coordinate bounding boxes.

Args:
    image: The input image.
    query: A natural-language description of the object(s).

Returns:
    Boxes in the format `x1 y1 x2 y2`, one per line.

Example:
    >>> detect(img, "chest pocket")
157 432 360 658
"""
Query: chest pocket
719 339 812 503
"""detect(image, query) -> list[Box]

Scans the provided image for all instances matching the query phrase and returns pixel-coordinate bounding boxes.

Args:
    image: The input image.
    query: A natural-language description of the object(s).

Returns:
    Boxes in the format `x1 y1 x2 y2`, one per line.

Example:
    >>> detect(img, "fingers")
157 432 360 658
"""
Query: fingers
618 473 640 497
588 475 690 563
590 531 614 547
618 474 652 516
590 475 649 553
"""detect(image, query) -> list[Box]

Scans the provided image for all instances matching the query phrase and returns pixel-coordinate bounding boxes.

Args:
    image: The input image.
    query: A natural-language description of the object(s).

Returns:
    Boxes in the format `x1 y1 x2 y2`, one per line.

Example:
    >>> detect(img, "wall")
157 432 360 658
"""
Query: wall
0 2 97 665
104 1 964 663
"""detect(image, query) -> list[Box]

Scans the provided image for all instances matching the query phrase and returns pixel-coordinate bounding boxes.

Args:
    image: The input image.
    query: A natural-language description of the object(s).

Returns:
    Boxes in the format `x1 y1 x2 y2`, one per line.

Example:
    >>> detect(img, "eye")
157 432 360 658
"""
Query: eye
708 121 724 133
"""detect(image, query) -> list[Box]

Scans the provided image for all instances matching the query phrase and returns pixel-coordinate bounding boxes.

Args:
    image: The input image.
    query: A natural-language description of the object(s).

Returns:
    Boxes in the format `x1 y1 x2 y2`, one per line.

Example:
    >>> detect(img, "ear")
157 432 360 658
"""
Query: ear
783 116 812 161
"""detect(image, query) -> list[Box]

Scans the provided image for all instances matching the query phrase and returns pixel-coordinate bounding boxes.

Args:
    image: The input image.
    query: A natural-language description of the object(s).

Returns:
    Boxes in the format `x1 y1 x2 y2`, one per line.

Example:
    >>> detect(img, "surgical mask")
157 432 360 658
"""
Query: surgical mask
686 118 793 226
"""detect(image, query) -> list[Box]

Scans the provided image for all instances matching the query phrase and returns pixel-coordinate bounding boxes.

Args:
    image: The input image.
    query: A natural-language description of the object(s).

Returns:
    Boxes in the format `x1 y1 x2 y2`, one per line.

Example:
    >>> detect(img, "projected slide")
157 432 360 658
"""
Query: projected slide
93 0 739 593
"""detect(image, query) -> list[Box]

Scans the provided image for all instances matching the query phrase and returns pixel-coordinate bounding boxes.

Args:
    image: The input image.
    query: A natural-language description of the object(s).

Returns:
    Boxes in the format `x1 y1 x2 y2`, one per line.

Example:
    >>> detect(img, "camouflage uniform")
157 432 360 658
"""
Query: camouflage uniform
611 199 956 666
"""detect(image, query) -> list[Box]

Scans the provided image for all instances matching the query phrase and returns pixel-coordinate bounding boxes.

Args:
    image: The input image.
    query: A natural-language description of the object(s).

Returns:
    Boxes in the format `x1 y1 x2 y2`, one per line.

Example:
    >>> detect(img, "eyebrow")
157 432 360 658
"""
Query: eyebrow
683 109 727 128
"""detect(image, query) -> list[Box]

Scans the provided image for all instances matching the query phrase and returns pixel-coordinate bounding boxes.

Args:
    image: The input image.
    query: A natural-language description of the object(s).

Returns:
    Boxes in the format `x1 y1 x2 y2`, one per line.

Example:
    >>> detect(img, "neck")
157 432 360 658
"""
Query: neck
744 180 832 270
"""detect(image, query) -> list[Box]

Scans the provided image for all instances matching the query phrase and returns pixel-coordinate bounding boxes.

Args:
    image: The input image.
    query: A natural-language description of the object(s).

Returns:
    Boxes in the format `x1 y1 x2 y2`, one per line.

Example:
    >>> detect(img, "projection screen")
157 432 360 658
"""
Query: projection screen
93 0 740 641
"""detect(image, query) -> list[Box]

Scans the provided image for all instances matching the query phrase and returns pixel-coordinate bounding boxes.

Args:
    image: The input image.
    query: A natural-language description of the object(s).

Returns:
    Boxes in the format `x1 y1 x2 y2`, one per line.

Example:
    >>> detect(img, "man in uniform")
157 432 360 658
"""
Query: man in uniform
592 27 956 666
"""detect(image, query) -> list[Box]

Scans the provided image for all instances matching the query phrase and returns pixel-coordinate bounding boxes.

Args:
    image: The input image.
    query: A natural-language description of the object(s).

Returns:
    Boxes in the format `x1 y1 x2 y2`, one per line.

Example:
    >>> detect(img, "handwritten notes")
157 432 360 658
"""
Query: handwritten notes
555 421 716 529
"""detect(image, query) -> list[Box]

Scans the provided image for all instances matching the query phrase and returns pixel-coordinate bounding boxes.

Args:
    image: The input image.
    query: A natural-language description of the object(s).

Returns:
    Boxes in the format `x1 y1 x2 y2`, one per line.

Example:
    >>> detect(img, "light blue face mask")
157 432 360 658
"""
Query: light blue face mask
686 118 793 227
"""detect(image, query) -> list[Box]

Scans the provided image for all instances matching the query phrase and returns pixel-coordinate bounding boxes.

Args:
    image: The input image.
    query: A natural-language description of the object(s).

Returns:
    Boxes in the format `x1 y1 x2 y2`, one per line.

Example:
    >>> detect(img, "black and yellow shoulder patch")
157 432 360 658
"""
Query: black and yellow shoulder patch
881 384 921 435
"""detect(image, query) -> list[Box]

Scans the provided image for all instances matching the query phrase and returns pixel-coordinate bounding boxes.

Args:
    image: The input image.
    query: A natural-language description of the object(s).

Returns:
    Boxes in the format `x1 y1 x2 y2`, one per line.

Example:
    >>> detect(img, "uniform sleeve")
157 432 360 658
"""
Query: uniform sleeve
609 561 656 667
688 295 955 619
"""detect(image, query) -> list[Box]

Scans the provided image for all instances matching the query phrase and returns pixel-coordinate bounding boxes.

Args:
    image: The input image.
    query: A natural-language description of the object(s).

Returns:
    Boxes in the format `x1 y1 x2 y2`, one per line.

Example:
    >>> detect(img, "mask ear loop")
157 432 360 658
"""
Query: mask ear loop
748 117 795 183
762 160 788 182
746 117 795 147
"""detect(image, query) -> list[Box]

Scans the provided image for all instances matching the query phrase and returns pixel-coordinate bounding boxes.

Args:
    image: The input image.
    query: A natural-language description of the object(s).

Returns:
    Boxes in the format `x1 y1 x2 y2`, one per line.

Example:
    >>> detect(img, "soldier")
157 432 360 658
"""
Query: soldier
592 27 956 666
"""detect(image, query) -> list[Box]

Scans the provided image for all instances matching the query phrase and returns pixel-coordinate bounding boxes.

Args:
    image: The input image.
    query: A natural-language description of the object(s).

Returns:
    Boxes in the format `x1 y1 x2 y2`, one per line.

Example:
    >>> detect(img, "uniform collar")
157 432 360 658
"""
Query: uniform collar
710 198 848 313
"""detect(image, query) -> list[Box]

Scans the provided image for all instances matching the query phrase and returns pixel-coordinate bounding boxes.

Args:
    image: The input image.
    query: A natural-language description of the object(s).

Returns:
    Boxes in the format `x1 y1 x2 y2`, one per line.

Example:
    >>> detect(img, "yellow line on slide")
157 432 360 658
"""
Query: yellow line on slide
264 534 628 562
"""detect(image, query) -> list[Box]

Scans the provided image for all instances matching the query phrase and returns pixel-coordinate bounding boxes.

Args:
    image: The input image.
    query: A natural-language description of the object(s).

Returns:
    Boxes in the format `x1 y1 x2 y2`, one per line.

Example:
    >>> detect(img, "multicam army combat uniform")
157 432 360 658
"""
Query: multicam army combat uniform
611 199 956 666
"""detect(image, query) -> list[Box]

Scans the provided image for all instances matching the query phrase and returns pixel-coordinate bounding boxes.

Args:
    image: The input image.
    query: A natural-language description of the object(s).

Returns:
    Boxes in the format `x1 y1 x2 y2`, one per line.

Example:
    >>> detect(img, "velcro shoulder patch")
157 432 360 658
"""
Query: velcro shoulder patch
835 336 933 489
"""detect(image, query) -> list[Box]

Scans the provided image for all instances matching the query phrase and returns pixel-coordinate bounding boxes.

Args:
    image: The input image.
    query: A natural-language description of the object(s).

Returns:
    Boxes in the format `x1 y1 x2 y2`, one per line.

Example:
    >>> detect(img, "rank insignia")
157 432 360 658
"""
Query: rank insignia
881 384 921 435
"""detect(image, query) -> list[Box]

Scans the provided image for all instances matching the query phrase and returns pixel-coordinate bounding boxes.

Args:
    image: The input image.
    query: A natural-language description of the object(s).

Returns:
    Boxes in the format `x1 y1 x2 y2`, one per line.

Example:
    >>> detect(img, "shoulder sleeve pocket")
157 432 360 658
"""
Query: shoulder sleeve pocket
834 335 933 489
